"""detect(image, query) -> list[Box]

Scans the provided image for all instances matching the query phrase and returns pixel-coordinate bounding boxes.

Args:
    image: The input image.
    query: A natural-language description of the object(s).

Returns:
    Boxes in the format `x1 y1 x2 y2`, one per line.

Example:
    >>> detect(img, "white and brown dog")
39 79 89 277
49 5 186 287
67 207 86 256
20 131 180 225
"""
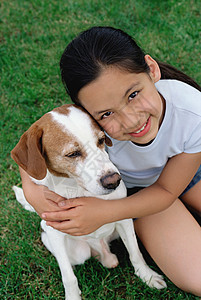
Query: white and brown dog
11 104 166 300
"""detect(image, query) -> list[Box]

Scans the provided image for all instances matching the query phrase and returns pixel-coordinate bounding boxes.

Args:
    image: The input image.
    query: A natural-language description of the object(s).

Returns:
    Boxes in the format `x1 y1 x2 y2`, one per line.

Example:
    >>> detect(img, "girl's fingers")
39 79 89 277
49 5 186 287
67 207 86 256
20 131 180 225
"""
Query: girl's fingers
46 220 83 236
43 187 67 203
58 200 69 207
42 206 80 222
42 210 73 221
58 198 79 207
42 197 104 236
46 220 71 230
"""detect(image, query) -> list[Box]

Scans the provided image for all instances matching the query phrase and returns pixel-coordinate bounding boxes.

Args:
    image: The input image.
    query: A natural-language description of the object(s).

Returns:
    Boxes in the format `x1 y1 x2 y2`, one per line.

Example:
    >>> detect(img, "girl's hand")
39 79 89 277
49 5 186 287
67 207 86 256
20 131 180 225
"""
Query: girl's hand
28 185 67 218
19 167 67 218
42 197 111 236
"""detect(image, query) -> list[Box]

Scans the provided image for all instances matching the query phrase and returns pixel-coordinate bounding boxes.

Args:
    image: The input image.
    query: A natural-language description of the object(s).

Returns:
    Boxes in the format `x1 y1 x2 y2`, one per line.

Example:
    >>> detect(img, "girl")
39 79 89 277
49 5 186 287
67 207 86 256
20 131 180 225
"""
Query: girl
20 27 201 295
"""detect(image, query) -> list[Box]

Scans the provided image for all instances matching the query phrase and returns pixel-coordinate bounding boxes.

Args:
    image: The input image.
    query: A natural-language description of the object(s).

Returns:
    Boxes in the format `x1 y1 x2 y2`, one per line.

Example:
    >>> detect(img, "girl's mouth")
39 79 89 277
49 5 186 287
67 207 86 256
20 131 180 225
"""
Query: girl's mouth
129 117 151 138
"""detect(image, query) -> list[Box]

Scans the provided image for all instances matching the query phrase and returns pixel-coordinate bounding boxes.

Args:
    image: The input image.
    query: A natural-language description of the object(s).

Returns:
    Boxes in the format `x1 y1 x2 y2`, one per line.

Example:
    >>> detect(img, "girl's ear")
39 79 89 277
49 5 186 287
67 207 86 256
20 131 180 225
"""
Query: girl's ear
145 55 161 83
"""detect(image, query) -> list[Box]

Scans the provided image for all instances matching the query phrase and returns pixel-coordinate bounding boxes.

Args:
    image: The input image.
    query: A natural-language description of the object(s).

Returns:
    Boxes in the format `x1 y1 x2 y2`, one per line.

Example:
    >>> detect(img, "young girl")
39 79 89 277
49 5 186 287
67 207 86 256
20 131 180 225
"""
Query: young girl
20 27 201 296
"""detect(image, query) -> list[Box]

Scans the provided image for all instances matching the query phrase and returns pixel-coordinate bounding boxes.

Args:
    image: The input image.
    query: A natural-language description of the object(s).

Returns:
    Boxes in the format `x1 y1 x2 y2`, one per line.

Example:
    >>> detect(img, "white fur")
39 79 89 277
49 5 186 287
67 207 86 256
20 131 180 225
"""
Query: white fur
13 105 166 300
50 107 119 195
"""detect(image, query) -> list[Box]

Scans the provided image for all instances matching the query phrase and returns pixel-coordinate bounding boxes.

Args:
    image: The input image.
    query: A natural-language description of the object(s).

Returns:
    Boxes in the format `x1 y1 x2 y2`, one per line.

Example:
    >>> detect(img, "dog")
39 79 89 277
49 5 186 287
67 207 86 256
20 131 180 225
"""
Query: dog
11 104 166 300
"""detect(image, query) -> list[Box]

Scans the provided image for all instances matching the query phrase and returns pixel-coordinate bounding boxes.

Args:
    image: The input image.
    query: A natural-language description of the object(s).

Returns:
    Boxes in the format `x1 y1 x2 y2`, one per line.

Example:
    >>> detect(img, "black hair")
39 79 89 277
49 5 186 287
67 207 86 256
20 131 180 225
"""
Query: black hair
60 26 200 104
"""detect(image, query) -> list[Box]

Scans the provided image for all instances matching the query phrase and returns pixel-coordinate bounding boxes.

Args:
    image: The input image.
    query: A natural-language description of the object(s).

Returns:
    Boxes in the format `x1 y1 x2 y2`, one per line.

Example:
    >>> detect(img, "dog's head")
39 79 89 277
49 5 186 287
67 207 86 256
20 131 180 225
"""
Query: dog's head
11 104 122 195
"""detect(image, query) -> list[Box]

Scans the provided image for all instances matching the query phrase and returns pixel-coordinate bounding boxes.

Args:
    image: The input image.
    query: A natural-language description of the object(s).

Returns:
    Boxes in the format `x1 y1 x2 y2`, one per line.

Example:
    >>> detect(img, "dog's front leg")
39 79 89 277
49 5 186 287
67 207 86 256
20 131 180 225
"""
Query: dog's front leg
115 219 167 289
87 237 119 268
41 221 82 300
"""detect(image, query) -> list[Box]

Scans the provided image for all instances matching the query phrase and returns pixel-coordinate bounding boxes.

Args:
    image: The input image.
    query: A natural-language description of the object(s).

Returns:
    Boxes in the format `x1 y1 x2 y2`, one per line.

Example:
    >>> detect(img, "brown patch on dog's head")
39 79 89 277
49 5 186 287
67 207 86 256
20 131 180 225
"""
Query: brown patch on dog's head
11 105 86 179
52 104 72 115
42 120 86 178
11 103 112 180
11 106 72 179
11 115 48 180
53 104 113 146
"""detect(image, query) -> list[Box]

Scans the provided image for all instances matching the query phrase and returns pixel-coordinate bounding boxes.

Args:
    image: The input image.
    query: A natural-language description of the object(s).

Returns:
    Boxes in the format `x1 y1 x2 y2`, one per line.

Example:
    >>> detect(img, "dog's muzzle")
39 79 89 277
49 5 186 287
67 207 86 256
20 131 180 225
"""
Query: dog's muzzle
100 172 121 190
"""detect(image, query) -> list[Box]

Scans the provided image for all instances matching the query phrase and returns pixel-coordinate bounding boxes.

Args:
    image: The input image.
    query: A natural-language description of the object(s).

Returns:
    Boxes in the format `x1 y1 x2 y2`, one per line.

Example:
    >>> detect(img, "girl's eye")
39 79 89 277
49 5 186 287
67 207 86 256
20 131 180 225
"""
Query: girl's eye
101 111 113 119
128 91 138 101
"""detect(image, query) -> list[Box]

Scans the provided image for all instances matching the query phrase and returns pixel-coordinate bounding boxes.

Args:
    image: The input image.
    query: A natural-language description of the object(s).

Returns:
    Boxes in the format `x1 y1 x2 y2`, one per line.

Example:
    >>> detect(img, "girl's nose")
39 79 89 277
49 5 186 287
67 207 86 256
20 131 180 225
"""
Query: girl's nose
118 105 138 129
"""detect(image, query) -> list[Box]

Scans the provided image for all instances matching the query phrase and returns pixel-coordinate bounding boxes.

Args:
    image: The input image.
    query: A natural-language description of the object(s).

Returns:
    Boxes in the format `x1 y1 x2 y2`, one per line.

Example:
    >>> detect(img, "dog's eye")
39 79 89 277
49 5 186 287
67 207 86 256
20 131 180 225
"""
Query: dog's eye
98 137 105 146
65 151 82 158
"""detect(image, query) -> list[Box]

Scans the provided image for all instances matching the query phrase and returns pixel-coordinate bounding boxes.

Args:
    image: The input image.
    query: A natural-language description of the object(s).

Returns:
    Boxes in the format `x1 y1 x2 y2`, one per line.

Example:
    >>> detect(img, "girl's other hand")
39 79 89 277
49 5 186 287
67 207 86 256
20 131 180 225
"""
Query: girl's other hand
20 167 67 218
30 185 68 218
42 197 112 236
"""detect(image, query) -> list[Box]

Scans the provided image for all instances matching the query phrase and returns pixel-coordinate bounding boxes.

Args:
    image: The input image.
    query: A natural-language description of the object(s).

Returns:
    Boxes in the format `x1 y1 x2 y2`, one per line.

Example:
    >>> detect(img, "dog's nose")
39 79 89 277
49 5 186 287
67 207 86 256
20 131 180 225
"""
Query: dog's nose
100 172 121 190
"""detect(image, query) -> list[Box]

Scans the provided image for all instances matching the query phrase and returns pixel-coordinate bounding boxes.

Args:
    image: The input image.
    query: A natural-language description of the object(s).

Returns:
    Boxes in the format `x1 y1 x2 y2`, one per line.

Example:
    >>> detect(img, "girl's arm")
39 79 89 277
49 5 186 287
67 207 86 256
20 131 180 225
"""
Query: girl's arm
19 167 66 218
42 152 201 235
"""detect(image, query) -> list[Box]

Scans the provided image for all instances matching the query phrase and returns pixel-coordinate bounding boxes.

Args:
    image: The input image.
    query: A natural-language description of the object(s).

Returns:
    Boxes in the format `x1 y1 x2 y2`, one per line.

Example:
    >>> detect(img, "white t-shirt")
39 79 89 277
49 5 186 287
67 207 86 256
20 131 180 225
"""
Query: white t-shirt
106 80 201 188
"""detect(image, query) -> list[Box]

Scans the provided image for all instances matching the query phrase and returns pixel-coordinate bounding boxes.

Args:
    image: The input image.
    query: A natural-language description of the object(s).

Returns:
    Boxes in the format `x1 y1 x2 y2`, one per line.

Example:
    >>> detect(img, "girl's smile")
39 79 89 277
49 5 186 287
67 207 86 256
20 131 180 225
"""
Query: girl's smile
78 55 165 145
128 116 151 138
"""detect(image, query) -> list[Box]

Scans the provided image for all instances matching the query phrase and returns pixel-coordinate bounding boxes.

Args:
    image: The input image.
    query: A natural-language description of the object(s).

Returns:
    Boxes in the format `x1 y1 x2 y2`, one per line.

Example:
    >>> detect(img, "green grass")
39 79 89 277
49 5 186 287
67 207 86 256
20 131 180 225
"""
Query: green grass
1 0 200 299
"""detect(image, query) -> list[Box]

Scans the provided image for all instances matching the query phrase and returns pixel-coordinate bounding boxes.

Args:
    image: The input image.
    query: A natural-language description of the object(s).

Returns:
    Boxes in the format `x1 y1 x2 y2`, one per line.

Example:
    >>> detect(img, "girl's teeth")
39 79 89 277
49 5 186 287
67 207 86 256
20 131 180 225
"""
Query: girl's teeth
135 122 147 133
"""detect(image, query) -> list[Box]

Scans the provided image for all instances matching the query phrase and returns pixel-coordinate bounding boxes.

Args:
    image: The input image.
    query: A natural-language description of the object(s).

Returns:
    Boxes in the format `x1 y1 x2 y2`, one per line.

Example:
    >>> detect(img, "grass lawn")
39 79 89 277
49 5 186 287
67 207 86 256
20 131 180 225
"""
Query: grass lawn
1 0 200 299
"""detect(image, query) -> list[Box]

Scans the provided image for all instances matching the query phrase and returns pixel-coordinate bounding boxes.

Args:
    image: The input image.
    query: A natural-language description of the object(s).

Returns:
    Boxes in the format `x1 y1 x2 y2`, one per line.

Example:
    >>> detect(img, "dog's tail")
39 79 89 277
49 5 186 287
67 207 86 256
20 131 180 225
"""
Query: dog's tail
12 186 35 212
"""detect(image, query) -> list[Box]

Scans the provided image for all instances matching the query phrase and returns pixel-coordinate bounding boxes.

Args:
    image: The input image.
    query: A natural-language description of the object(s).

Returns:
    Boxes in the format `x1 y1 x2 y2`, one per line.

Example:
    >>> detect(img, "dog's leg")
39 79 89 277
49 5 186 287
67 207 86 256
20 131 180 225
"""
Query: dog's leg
41 221 82 300
115 219 167 289
12 186 35 212
87 238 119 268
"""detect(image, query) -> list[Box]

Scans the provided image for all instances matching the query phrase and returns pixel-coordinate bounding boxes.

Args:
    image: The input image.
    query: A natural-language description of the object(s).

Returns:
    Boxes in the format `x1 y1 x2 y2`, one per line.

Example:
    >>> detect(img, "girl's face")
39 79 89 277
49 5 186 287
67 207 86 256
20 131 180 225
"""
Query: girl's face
78 55 165 145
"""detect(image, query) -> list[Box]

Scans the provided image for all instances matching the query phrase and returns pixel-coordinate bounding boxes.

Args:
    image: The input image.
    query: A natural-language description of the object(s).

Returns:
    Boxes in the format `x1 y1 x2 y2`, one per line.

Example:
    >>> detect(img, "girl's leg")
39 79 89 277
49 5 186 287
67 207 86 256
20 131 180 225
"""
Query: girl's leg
134 198 201 296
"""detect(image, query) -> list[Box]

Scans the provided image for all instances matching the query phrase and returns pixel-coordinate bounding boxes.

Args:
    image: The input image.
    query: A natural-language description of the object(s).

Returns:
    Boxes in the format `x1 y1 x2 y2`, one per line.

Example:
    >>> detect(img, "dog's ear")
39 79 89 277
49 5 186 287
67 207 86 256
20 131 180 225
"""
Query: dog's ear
105 135 113 147
11 124 47 180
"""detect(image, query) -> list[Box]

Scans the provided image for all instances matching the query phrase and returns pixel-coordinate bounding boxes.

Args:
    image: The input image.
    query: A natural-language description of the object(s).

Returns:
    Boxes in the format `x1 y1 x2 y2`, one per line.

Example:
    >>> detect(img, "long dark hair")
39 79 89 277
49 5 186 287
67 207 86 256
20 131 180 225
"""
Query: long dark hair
60 26 200 104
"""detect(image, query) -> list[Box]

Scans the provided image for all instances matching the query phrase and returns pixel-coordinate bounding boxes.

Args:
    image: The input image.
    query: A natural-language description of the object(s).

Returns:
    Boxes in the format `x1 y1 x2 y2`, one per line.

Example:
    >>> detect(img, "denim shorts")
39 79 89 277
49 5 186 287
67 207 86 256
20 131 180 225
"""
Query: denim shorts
127 164 201 197
180 164 201 196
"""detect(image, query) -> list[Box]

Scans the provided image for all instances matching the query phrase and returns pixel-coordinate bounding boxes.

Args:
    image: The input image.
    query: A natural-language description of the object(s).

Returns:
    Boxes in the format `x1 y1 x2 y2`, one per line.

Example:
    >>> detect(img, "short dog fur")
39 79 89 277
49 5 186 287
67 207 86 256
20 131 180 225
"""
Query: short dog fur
11 104 166 300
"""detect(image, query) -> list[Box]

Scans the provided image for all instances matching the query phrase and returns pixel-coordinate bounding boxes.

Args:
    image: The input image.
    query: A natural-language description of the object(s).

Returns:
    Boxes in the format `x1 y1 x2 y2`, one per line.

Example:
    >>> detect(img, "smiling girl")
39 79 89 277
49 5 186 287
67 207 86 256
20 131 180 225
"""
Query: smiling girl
20 27 201 295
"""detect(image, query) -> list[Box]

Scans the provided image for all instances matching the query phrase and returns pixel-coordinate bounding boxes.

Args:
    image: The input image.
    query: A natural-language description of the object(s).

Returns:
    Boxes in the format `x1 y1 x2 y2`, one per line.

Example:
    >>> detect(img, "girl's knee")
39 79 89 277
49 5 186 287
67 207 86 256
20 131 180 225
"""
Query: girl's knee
183 283 201 297
177 270 201 297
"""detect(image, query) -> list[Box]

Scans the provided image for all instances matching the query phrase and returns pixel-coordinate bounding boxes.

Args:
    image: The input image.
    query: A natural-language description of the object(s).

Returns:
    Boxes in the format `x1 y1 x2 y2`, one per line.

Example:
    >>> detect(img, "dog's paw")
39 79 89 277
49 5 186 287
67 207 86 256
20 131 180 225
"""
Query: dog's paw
145 272 167 289
64 285 82 300
135 266 167 289
101 253 119 268
65 294 81 300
